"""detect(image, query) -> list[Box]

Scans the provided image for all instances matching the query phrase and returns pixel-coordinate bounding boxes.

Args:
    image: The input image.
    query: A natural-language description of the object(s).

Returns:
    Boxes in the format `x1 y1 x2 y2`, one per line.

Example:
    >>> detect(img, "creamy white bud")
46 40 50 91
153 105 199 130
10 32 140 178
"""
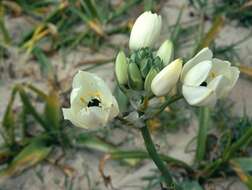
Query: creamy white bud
129 11 162 50
156 40 174 66
151 59 182 96
115 51 128 85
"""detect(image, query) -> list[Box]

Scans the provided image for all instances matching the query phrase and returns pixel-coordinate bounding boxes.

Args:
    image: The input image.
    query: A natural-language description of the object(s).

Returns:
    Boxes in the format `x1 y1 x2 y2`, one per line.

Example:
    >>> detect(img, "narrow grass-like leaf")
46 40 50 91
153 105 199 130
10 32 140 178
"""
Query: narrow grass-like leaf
44 91 60 130
196 16 224 51
33 47 53 77
0 147 13 165
230 160 252 189
232 157 252 172
0 139 52 181
2 86 19 145
0 3 11 44
18 86 49 131
181 181 203 190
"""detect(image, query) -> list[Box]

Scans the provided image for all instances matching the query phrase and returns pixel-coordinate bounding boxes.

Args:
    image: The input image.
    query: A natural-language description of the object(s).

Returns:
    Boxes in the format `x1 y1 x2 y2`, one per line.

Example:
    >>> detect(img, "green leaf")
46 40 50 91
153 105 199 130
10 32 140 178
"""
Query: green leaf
144 0 155 11
181 181 203 190
33 47 53 77
196 16 224 52
76 133 117 153
113 85 129 113
76 134 140 166
0 3 11 44
232 158 252 172
0 147 13 165
0 139 52 180
18 86 49 131
230 160 252 189
128 62 143 90
2 86 19 145
144 68 158 94
44 91 61 130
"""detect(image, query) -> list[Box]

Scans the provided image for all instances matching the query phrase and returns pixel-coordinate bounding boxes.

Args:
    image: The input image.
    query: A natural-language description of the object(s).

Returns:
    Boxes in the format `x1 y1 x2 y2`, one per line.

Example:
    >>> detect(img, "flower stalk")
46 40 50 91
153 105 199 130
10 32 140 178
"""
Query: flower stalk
140 125 182 190
195 107 209 162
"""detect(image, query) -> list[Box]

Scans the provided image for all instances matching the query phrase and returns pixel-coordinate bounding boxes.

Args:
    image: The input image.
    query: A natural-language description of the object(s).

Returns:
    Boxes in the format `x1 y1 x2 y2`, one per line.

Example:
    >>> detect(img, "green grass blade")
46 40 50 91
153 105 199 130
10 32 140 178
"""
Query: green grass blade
0 139 52 181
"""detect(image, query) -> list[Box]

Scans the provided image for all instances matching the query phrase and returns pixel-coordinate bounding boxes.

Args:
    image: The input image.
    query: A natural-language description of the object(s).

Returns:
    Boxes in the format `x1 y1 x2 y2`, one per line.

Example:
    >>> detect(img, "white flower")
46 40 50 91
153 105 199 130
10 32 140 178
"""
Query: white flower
129 11 162 50
181 48 240 107
62 71 119 129
151 59 182 96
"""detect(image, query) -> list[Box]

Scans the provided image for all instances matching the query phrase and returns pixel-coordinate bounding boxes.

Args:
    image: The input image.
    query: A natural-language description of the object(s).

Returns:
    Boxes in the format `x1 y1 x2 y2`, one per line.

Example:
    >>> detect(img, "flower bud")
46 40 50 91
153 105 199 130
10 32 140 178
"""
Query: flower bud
144 67 158 94
156 40 174 66
129 11 162 50
151 59 182 96
115 51 128 85
128 62 143 90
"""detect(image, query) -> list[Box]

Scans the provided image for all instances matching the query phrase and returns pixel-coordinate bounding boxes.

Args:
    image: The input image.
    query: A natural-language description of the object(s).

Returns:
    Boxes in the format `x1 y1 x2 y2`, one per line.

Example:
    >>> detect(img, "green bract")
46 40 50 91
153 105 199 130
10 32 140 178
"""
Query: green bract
144 67 158 94
128 62 143 90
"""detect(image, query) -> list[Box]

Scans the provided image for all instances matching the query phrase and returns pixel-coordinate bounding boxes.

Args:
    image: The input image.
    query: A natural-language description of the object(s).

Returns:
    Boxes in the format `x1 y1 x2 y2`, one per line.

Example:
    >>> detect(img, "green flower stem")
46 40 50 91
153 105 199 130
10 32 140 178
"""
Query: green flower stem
152 95 183 118
223 125 252 161
195 107 209 162
110 150 193 173
140 126 182 190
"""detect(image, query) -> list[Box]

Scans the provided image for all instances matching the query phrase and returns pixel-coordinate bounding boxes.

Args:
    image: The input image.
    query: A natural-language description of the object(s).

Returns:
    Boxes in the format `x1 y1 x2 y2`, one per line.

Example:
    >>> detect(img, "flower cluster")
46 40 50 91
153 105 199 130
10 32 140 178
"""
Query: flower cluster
63 11 239 129
115 11 239 106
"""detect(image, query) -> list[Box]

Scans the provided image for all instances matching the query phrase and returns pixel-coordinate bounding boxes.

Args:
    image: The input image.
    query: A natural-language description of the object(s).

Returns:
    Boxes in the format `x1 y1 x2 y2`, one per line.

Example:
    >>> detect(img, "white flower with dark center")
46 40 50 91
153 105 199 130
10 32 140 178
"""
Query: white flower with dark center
62 71 119 129
181 48 240 107
129 11 162 50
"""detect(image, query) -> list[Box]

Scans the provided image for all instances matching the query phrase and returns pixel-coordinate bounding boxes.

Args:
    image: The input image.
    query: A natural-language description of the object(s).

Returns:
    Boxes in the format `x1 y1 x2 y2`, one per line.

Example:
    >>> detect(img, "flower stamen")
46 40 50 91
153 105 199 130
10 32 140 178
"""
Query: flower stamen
87 98 101 107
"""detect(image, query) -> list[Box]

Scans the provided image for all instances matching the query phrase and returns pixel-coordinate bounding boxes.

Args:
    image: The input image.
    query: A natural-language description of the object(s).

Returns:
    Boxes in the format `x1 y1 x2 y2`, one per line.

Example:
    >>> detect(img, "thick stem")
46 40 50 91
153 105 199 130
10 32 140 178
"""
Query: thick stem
195 107 209 162
140 126 182 190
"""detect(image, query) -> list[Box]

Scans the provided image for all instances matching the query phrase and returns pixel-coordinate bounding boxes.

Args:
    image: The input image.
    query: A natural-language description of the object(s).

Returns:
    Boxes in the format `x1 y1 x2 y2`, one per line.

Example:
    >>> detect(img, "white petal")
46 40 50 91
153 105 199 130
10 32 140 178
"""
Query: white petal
183 60 212 86
151 59 182 96
129 11 162 50
229 66 240 89
79 107 110 129
72 70 113 105
211 58 232 79
182 85 216 107
208 75 229 98
181 47 213 82
62 108 88 129
108 96 119 120
210 59 240 97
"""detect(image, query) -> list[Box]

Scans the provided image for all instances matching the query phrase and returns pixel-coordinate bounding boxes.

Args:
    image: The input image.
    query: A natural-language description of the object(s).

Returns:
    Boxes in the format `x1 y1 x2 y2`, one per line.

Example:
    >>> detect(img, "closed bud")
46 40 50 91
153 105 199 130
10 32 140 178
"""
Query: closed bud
144 68 158 94
151 59 182 96
128 62 143 90
129 11 162 50
115 51 128 85
156 40 174 66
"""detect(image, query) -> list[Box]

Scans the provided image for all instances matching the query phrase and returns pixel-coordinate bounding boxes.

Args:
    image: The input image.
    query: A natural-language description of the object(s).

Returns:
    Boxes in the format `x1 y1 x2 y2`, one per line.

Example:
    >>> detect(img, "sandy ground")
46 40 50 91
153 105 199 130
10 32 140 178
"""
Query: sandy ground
0 0 252 189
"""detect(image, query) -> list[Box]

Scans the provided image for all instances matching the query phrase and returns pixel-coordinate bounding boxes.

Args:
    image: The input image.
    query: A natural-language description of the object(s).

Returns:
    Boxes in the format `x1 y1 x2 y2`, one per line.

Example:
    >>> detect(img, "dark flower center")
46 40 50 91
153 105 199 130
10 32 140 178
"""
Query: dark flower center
200 81 207 87
87 98 101 107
